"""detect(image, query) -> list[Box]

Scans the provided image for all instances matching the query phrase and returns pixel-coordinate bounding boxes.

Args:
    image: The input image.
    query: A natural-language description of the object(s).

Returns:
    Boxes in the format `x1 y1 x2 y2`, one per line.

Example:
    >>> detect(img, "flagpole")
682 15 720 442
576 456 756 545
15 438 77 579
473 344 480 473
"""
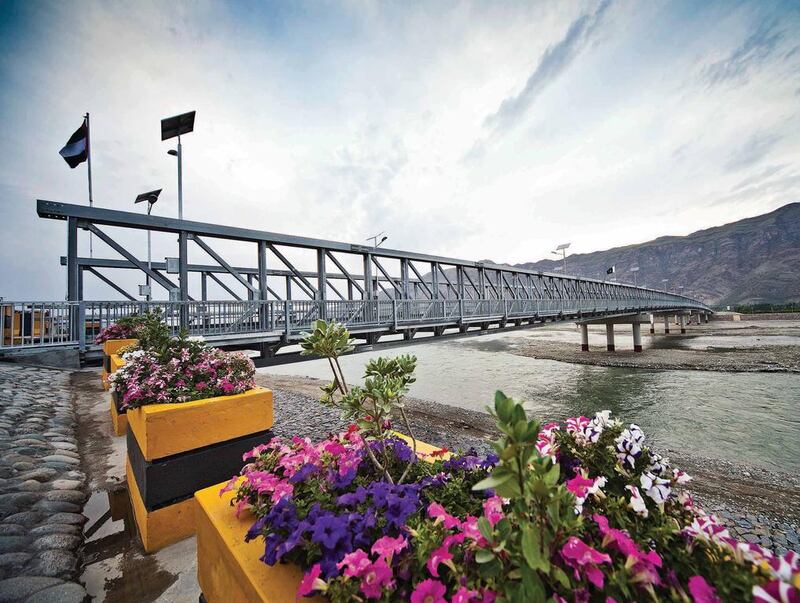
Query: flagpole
85 112 94 257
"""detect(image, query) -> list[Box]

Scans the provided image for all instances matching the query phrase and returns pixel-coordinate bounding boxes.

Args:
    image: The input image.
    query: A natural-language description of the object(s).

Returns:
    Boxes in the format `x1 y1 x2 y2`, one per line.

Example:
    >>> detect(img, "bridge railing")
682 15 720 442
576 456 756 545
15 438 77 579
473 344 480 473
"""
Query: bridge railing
0 296 711 353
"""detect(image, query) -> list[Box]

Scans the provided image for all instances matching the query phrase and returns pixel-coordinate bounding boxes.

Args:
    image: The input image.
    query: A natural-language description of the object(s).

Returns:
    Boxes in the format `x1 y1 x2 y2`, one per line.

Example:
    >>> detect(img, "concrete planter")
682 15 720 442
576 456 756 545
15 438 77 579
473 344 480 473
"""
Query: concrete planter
195 436 447 602
126 387 274 552
101 338 138 390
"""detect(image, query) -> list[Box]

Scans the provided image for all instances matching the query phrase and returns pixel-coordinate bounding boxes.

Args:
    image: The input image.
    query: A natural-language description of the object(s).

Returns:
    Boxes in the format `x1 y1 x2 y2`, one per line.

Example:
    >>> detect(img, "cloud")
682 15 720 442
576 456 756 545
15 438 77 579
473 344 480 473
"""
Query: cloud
702 19 784 86
482 0 612 136
723 132 782 172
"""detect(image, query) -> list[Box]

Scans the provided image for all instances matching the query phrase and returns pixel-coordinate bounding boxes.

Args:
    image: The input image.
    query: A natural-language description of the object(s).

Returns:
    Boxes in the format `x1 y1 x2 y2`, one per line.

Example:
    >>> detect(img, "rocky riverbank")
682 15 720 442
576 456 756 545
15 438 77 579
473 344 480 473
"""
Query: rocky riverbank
509 321 800 372
257 372 800 558
0 365 88 602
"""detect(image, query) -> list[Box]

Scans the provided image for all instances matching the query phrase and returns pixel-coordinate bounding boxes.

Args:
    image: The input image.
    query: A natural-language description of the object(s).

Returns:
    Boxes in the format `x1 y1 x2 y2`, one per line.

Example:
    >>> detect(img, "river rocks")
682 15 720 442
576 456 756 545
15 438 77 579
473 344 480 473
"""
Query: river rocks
24 582 88 603
41 491 85 505
28 550 78 578
0 576 62 601
0 366 86 589
31 535 81 551
42 514 85 527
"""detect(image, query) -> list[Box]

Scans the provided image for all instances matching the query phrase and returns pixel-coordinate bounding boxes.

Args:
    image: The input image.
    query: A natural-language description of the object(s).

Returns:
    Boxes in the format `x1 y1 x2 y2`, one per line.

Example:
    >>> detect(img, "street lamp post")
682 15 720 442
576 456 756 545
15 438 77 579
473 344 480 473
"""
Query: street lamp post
134 189 162 301
161 111 195 220
630 266 640 287
551 242 571 275
367 232 388 248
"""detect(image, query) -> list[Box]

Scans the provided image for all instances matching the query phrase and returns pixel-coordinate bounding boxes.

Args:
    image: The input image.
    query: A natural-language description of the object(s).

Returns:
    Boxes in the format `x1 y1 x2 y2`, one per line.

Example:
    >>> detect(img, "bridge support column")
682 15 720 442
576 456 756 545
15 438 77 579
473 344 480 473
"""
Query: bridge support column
580 324 589 352
664 315 670 334
704 313 709 324
632 322 642 352
606 323 615 352
679 315 686 334
649 314 655 334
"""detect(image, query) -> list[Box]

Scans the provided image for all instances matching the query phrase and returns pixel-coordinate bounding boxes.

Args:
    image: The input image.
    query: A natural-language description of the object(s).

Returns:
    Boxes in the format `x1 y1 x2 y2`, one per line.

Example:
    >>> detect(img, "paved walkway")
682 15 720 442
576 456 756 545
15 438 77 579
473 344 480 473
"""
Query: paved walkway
0 365 88 603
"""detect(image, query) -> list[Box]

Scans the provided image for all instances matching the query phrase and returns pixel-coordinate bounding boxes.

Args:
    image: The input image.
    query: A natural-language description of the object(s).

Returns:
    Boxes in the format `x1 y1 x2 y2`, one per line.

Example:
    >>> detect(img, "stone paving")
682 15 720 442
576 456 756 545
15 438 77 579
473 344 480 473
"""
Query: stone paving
0 365 87 603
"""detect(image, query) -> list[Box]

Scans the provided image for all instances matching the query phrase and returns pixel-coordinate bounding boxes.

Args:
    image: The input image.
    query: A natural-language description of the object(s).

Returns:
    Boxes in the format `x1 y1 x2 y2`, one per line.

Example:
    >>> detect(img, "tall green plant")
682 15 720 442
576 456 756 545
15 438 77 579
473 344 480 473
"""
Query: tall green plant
300 320 419 484
472 391 579 602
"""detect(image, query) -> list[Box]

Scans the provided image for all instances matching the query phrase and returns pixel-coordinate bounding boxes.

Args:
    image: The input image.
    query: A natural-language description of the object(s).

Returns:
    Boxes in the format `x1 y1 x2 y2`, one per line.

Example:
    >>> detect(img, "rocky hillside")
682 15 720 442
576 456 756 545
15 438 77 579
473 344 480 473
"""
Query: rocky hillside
514 203 800 306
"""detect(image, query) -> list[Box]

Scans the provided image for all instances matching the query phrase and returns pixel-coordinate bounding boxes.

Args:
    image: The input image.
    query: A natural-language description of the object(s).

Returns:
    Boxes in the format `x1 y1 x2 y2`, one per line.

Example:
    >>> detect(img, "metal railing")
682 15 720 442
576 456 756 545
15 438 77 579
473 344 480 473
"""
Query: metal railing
1 295 711 353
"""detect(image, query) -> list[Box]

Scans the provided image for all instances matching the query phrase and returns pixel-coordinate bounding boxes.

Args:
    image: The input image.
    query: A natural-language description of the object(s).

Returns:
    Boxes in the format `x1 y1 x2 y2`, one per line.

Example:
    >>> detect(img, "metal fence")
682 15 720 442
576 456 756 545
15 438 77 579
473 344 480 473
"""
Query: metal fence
1 296 711 353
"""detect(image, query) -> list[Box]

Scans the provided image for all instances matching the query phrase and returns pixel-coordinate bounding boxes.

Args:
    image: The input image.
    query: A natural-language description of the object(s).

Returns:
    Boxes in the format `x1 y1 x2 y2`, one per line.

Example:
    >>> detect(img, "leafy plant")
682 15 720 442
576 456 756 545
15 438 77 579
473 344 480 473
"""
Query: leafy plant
300 320 420 484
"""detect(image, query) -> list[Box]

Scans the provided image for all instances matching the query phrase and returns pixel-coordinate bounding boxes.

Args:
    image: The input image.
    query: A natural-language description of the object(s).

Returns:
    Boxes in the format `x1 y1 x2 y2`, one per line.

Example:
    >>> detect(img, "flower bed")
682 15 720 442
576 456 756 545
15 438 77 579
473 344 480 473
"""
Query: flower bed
108 331 273 552
214 321 799 603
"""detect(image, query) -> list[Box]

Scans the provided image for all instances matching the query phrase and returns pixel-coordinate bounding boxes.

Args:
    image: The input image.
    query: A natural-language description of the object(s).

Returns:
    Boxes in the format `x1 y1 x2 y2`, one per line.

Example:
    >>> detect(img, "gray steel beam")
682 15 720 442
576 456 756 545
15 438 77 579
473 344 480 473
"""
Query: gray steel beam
178 231 189 327
372 257 404 297
67 217 78 302
268 244 317 296
325 251 365 295
86 224 179 293
39 200 672 290
207 272 242 301
191 234 258 295
86 267 137 301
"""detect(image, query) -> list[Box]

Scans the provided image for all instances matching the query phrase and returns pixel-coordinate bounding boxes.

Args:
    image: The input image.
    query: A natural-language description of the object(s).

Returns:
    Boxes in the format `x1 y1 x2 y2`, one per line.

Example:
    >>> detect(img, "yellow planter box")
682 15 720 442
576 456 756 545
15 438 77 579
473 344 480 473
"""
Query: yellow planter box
101 338 137 390
196 434 448 602
126 387 274 552
127 387 274 462
110 395 128 436
127 459 195 553
102 338 139 356
196 479 323 603
110 353 126 373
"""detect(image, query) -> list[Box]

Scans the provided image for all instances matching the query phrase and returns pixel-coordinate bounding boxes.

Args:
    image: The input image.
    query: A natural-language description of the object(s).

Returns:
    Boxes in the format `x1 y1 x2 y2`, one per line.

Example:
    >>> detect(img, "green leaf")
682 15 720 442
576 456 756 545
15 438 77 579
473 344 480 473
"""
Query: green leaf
475 549 494 564
472 472 513 491
521 525 550 572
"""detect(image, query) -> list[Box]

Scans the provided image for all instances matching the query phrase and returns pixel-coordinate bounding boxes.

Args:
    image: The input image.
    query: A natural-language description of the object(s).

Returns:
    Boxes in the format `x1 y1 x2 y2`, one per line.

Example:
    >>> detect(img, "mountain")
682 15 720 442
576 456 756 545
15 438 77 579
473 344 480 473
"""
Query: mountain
512 203 800 306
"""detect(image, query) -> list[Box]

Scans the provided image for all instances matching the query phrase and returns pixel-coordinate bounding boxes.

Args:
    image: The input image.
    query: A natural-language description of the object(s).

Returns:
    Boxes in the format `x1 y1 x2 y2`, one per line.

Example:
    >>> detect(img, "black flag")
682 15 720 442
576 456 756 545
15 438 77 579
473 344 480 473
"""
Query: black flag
59 120 89 168
606 266 615 275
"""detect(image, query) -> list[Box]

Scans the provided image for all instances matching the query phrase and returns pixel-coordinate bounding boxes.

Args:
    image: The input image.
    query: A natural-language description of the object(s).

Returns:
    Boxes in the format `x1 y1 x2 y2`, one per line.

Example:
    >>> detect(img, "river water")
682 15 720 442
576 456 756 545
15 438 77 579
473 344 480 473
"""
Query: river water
262 322 800 473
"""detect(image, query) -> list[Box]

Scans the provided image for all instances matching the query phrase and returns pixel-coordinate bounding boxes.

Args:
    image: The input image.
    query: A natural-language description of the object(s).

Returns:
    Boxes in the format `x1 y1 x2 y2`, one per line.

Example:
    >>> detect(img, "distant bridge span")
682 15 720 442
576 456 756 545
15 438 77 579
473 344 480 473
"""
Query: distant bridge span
0 200 711 362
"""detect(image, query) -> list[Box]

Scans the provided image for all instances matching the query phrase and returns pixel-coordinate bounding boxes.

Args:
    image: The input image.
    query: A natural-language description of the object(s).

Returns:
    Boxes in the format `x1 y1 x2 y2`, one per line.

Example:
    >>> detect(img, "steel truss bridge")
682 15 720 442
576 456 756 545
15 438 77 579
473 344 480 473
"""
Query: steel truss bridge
0 200 711 363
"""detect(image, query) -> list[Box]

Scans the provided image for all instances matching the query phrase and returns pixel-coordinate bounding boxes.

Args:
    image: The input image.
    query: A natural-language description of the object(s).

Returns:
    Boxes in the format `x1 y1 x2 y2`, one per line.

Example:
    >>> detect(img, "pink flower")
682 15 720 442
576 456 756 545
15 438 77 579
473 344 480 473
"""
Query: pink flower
687 576 721 603
371 535 408 562
359 559 393 600
566 473 595 498
297 563 325 598
426 542 454 578
337 549 371 578
196 380 207 390
561 536 611 589
452 586 479 603
220 379 235 394
218 475 239 496
427 502 461 529
483 496 505 527
411 579 447 603
480 589 496 603
460 516 485 544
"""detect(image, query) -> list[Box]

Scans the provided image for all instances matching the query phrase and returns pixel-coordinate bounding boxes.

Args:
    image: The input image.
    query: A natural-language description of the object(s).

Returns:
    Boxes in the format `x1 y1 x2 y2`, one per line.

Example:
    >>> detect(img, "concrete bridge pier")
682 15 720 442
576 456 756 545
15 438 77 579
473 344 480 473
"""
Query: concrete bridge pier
606 324 615 352
664 315 670 334
679 315 686 334
632 322 643 352
704 313 709 324
649 314 655 334
580 323 589 351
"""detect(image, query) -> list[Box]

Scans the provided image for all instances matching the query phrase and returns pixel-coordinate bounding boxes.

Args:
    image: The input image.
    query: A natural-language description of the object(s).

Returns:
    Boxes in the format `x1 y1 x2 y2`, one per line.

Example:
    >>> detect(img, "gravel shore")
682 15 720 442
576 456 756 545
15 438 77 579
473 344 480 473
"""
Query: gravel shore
257 372 800 558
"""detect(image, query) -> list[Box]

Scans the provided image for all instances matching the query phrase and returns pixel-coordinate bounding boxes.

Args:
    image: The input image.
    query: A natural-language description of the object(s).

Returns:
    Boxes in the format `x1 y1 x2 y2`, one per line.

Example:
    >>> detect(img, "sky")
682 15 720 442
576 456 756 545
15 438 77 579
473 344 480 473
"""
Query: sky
0 0 799 300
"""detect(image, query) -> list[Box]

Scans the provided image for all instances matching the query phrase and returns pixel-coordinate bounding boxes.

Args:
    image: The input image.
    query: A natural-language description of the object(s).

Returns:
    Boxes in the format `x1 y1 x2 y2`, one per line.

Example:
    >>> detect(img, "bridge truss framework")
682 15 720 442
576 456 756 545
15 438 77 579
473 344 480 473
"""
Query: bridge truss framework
0 200 711 360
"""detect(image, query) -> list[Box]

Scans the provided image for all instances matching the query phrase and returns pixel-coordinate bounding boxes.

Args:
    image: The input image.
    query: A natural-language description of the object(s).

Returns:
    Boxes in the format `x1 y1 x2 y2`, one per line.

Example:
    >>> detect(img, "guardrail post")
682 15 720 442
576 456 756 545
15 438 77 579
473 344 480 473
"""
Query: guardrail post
284 300 291 340
77 302 86 352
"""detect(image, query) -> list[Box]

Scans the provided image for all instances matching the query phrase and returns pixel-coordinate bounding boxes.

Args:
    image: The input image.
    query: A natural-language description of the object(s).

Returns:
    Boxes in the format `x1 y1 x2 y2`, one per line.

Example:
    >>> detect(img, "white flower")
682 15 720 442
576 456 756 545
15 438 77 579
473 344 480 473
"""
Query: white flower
626 485 649 517
640 471 671 505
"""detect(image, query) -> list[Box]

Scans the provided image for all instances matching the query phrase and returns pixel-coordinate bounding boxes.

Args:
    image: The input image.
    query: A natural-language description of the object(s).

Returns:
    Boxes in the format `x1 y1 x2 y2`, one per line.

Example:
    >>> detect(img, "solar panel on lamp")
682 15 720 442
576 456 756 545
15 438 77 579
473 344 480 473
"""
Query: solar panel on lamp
160 111 196 141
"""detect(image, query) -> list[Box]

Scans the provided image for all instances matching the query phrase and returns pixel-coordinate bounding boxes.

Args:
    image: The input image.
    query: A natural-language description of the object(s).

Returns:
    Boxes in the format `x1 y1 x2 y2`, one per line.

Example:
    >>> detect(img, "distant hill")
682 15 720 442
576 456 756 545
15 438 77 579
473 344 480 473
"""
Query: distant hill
513 203 800 306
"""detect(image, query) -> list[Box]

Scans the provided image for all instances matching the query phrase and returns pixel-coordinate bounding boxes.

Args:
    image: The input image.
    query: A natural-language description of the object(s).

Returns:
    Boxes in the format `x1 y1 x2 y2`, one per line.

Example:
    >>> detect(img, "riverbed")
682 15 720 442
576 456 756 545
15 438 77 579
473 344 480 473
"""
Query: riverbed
260 320 800 473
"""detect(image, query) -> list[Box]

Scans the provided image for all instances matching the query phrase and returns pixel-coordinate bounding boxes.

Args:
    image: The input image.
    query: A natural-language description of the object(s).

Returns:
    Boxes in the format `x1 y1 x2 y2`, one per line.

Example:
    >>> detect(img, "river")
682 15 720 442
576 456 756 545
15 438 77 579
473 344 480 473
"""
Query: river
261 321 800 473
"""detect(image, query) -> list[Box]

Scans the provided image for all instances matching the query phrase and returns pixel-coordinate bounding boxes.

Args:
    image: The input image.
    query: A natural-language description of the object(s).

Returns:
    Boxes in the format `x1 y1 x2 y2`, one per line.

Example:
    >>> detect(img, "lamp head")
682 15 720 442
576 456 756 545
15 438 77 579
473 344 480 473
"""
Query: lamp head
167 149 178 157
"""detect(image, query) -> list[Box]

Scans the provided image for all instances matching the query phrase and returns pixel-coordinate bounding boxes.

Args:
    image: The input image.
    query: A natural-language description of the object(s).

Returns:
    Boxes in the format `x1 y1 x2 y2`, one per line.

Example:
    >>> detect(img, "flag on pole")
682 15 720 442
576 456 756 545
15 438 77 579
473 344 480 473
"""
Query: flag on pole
59 119 89 168
606 266 615 275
